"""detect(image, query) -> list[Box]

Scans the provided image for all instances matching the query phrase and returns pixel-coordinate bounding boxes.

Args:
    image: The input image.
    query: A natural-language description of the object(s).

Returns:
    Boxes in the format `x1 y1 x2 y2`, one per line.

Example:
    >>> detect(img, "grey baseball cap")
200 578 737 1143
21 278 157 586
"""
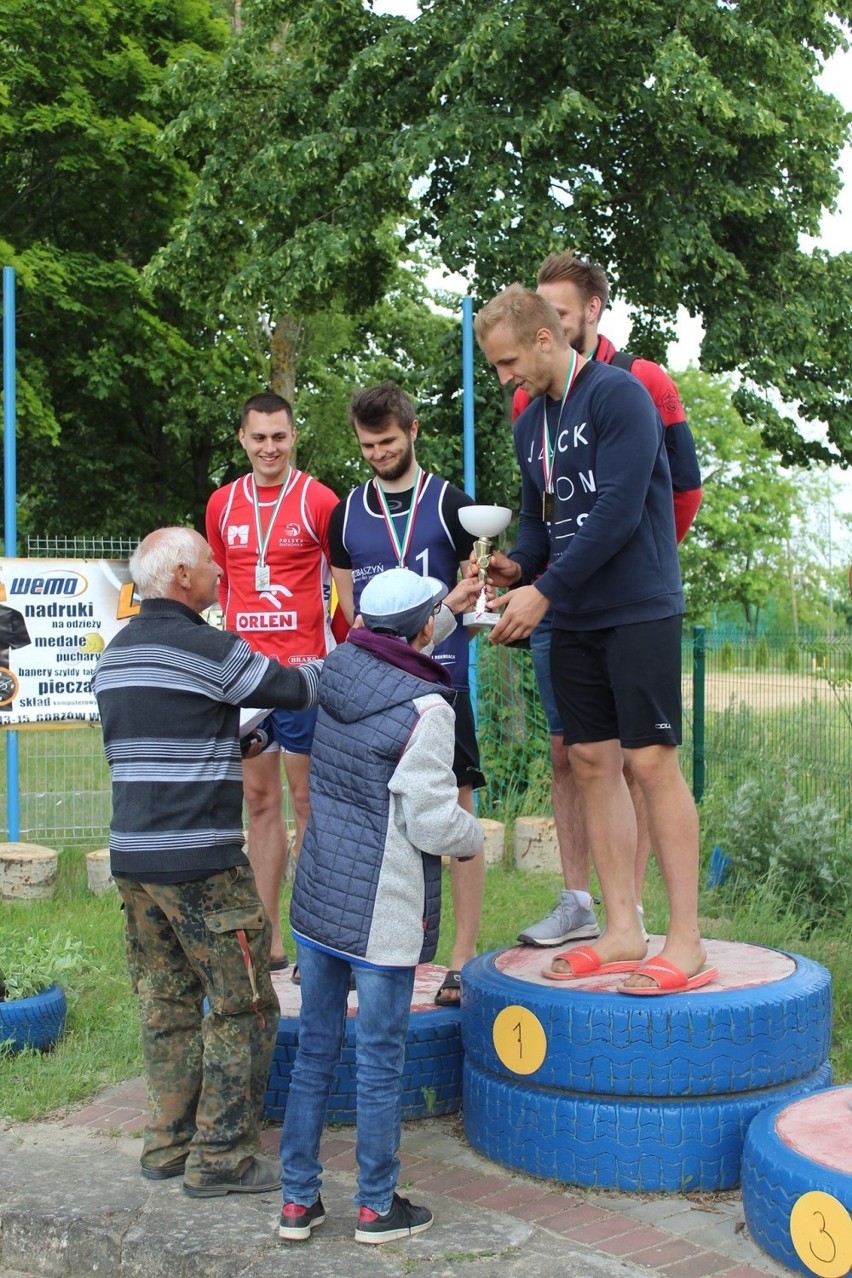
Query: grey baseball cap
359 567 447 640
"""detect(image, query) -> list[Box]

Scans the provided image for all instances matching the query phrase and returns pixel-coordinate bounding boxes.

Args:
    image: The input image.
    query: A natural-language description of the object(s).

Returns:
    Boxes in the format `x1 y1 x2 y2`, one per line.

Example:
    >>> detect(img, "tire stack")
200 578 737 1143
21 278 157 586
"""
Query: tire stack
742 1084 852 1276
461 940 833 1192
264 962 464 1124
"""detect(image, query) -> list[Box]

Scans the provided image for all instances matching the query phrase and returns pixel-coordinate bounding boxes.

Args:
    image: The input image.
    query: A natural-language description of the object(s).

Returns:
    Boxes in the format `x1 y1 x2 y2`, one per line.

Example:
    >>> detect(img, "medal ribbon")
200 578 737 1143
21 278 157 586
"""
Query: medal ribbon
373 468 426 567
251 468 298 570
541 348 580 495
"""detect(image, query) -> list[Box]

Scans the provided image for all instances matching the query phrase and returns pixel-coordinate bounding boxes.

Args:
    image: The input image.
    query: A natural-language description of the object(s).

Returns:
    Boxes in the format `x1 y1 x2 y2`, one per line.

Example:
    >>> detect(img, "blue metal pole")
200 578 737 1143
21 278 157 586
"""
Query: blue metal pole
460 296 480 743
3 266 20 839
462 296 475 501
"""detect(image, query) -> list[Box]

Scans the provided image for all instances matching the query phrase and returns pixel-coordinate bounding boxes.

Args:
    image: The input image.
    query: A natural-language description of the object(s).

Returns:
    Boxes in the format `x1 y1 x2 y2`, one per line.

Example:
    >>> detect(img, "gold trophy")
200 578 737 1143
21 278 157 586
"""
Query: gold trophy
458 505 513 627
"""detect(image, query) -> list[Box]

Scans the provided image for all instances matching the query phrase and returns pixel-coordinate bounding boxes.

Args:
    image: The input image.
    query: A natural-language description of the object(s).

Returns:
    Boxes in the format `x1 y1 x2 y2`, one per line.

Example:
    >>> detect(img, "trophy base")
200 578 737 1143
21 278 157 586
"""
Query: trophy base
463 608 503 628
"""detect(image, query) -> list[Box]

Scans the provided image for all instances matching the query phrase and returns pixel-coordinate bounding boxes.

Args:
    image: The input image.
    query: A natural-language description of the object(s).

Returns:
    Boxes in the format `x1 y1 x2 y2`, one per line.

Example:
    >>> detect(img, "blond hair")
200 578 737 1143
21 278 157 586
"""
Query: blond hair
474 284 567 349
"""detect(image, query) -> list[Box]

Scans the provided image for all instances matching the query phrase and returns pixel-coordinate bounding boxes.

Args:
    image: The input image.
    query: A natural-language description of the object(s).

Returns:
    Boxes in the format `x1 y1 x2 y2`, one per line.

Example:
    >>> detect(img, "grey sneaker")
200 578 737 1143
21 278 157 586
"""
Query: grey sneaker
517 890 601 947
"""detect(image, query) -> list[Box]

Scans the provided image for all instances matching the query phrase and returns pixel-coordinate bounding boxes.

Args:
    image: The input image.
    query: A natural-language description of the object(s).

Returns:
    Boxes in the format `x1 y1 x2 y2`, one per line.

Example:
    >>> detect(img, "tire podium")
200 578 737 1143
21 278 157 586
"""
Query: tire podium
264 963 463 1124
742 1084 852 1277
460 939 833 1193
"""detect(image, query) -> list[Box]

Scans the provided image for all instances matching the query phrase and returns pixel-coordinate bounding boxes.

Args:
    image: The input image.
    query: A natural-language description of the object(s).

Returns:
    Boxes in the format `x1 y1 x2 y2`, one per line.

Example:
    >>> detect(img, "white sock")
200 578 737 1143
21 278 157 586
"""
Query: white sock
567 889 593 910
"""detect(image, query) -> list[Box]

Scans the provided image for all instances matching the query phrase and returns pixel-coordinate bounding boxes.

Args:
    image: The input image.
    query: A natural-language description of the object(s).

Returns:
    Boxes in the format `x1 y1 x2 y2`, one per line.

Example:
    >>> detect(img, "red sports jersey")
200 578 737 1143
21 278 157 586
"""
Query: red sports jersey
206 470 340 664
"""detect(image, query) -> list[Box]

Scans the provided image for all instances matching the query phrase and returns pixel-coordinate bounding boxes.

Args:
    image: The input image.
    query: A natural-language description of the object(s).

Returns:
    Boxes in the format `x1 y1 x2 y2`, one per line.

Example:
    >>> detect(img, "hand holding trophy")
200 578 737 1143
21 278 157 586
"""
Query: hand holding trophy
458 505 513 627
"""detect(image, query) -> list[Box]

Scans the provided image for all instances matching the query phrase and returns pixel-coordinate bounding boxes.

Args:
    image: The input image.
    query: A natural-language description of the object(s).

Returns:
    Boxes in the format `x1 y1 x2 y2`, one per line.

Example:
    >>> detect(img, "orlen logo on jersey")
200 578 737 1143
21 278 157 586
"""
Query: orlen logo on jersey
8 571 88 598
227 525 250 546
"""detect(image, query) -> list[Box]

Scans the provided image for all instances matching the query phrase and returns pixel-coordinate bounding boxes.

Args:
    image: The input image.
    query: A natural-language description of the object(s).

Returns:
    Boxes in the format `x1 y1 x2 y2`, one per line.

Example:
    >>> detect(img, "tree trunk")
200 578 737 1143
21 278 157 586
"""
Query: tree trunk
269 314 303 404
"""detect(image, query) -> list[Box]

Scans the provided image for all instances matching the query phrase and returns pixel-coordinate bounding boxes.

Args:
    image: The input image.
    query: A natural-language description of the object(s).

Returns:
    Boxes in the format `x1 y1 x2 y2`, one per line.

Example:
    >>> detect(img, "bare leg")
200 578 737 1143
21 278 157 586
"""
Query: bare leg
282 750 311 862
624 763 653 907
446 785 484 997
242 750 288 964
549 739 646 974
550 734 591 889
620 744 705 987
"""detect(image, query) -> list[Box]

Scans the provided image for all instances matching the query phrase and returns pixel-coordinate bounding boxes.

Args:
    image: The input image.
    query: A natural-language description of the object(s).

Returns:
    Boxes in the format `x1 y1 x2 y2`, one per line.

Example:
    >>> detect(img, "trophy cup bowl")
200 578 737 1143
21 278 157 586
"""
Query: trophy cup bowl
458 505 513 627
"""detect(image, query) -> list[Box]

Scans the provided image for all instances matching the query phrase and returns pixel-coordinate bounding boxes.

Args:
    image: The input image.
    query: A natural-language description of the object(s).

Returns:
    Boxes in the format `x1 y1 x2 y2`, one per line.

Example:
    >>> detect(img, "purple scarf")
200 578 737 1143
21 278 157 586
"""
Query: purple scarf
347 627 452 687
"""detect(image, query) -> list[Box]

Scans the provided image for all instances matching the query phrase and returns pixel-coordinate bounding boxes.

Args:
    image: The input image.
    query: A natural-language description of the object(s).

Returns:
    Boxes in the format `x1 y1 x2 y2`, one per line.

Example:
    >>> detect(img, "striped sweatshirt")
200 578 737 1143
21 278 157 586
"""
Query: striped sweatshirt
92 597 320 880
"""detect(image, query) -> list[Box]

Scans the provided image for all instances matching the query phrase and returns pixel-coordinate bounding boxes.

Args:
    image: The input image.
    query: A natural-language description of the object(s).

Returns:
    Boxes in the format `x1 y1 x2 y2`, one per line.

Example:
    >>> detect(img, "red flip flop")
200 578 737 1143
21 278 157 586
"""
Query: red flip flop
619 958 719 996
542 945 643 982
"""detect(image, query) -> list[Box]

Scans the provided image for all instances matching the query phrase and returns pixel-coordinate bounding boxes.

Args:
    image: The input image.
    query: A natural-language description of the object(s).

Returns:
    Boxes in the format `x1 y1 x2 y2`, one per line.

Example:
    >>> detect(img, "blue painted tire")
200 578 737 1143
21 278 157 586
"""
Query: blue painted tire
742 1088 852 1276
463 1057 833 1193
265 1006 463 1124
0 984 67 1053
461 947 832 1098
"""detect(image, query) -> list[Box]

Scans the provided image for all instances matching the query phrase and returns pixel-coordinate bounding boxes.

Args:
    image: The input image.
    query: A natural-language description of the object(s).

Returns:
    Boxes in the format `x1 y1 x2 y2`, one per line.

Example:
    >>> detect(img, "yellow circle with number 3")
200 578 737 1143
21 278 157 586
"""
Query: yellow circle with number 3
790 1190 852 1278
492 1006 547 1076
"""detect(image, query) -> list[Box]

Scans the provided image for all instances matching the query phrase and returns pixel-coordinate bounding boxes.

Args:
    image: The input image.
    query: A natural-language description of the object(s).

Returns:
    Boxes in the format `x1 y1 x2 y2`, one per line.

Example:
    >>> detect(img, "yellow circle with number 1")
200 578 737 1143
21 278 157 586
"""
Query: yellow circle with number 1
790 1190 852 1278
492 1006 547 1076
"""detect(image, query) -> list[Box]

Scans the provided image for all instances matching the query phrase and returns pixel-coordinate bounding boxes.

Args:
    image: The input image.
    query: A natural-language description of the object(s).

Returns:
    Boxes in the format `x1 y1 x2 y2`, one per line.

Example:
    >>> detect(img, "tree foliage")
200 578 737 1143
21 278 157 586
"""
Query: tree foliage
0 0 230 536
675 366 846 631
3 0 852 542
297 0 852 464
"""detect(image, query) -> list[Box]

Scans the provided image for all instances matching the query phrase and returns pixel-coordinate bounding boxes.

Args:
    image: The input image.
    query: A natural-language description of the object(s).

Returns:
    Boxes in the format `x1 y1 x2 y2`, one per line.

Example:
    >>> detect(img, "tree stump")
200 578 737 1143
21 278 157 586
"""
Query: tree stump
513 816 561 873
480 818 506 867
85 848 115 896
0 842 59 901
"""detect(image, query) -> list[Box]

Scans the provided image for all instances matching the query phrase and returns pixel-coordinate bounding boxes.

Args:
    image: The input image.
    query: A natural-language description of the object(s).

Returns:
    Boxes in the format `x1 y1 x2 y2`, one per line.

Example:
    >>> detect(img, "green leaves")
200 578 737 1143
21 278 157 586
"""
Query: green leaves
0 929 89 1002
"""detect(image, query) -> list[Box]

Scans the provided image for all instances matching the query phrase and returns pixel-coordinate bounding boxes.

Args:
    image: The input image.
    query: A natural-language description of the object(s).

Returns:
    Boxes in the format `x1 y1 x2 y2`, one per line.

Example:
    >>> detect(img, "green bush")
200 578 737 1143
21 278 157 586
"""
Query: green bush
784 642 799 673
718 641 735 672
0 929 89 1001
754 637 770 671
702 771 852 927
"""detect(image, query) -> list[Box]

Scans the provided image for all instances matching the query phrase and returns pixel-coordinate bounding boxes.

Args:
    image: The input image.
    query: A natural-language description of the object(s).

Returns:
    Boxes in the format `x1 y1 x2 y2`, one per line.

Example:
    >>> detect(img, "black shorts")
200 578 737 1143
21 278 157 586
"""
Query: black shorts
550 616 683 748
452 690 486 790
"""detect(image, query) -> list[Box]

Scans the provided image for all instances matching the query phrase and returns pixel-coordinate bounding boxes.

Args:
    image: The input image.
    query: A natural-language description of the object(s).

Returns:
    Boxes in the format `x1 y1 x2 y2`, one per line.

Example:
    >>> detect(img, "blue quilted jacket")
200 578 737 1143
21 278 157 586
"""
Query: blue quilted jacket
290 638 483 968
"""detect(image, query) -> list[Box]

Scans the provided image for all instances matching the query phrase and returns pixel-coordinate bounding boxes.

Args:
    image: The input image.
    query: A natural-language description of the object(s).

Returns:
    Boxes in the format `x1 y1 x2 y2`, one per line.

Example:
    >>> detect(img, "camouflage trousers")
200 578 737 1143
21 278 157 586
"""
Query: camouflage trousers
117 864 278 1180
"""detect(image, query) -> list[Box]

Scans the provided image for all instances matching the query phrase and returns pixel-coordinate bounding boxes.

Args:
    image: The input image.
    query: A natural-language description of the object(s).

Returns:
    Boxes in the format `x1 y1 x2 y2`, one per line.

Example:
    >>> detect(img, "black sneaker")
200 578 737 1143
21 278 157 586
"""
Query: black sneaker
279 1196 326 1241
354 1193 433 1244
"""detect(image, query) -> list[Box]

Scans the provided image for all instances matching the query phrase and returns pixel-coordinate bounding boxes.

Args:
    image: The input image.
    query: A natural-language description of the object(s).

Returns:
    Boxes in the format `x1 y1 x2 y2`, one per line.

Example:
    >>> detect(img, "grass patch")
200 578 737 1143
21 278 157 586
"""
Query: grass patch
2 846 849 1123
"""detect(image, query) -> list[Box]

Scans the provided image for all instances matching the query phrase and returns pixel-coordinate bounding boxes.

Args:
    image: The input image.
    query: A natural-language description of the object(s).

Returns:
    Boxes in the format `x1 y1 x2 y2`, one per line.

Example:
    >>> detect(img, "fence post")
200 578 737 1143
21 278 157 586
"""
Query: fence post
692 624 706 803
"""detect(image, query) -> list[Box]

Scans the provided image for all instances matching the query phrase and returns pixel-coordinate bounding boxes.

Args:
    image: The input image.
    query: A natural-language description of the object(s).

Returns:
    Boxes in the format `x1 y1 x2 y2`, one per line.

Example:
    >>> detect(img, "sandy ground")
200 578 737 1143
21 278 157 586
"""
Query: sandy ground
684 671 845 712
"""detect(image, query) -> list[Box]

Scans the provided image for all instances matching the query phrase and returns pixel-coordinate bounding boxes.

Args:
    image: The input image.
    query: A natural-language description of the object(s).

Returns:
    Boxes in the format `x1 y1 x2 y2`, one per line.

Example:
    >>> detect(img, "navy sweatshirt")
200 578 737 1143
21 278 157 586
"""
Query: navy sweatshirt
511 361 684 631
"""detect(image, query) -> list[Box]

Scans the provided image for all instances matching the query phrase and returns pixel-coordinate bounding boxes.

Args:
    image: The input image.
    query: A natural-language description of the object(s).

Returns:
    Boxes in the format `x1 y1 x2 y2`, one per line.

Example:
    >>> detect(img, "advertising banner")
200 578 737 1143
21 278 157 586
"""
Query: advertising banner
0 559 138 725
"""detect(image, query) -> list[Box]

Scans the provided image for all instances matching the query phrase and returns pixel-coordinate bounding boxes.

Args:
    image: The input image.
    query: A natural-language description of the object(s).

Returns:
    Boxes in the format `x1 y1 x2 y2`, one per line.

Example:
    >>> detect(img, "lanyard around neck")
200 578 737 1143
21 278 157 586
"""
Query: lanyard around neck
542 348 580 495
251 468 297 566
373 468 425 567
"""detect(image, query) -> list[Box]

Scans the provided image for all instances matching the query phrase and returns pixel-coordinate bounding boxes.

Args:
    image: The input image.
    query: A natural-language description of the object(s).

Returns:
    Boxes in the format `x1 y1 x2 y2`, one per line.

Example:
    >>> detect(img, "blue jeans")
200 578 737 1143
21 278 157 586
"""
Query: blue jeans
280 942 416 1213
529 609 562 735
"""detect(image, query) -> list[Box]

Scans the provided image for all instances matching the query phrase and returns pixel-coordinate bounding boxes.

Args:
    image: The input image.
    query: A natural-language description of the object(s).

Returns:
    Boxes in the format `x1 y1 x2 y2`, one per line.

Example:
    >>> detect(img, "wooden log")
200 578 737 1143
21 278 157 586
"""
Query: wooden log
479 818 506 867
0 842 59 901
513 816 561 873
85 848 115 896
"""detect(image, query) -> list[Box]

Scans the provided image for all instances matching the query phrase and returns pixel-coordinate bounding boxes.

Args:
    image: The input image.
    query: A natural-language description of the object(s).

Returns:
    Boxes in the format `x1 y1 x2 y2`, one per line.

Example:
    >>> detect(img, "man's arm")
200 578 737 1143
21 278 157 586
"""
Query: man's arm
631 359 702 543
205 489 229 612
332 566 354 625
220 630 322 711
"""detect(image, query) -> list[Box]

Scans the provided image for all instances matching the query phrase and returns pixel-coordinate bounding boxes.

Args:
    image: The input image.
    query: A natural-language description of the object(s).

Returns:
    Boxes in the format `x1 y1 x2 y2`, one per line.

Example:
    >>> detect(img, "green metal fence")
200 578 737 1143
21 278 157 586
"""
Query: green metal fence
2 628 851 848
475 627 852 845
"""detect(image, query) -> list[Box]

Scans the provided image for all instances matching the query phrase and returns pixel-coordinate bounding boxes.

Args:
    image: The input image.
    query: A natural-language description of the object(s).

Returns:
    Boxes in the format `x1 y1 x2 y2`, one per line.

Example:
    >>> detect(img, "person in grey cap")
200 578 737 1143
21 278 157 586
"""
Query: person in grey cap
279 567 483 1247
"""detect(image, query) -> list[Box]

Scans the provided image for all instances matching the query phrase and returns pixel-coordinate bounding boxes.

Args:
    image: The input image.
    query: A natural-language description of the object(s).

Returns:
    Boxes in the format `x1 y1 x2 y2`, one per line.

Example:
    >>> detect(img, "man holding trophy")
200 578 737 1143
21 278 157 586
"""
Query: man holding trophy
474 285 714 995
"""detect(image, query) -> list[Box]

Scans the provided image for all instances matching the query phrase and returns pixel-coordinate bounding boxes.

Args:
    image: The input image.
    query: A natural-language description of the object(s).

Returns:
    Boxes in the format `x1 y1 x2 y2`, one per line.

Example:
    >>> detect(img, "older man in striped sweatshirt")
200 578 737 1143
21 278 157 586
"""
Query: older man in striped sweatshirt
93 526 321 1198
